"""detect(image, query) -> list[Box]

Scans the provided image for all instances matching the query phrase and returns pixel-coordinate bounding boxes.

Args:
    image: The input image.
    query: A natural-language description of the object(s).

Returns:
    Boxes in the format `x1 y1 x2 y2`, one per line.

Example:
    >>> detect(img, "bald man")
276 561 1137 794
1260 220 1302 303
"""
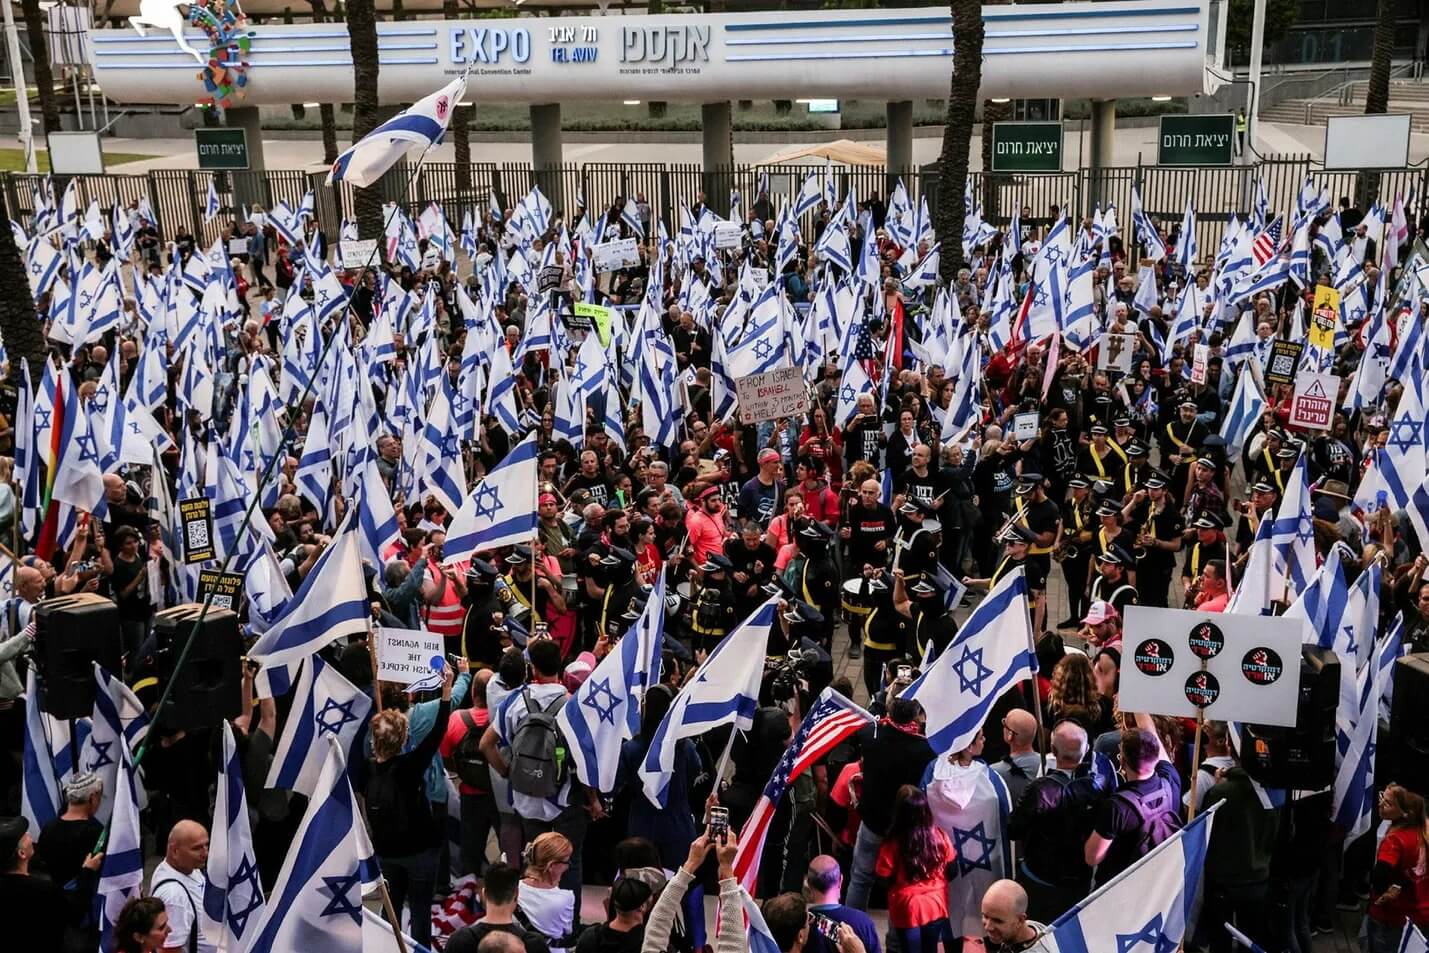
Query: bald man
150 819 215 953
1 566 44 639
992 708 1042 805
802 854 881 953
981 879 1050 952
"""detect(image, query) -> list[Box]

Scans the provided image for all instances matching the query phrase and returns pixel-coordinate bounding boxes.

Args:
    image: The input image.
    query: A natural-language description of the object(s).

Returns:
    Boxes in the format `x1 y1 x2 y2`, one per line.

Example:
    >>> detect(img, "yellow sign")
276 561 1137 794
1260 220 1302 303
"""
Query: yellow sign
574 302 613 346
1312 285 1340 312
1308 306 1337 352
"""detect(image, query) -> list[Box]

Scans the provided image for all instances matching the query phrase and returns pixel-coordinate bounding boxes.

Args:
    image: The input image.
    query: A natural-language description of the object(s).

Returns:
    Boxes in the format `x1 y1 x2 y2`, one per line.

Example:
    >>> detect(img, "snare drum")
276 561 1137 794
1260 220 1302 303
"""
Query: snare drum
841 578 872 617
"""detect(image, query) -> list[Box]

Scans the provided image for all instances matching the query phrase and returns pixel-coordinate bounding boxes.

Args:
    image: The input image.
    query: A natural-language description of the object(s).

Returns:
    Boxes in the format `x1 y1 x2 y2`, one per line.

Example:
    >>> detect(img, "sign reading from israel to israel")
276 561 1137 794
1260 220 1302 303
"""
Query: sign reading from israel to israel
990 122 1063 173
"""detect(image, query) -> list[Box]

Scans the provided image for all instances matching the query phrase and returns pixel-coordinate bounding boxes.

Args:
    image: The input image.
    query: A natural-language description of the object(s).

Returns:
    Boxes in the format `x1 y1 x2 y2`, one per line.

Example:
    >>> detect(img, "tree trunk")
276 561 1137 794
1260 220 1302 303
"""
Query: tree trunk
346 0 384 241
307 0 340 164
21 0 59 135
0 220 50 381
443 0 473 196
980 98 1012 220
935 0 984 282
1360 0 1395 208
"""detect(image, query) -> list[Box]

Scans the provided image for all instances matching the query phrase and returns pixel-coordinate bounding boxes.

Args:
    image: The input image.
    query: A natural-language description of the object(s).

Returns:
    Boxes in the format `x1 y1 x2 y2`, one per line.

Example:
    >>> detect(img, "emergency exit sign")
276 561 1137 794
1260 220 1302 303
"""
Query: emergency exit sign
195 128 250 170
990 122 1063 173
1157 114 1235 166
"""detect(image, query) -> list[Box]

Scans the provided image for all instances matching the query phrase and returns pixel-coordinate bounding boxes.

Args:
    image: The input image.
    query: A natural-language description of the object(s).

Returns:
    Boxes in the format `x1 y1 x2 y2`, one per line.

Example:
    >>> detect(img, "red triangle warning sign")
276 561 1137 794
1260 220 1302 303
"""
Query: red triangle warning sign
1302 379 1328 399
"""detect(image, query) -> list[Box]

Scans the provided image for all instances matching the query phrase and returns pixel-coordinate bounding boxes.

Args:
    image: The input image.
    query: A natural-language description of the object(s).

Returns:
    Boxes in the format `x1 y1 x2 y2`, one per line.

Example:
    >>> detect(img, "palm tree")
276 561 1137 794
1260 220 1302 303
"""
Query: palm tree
1359 0 1395 208
978 0 1012 217
443 0 474 196
21 0 59 134
934 0 984 282
345 0 384 241
0 222 49 378
307 0 341 164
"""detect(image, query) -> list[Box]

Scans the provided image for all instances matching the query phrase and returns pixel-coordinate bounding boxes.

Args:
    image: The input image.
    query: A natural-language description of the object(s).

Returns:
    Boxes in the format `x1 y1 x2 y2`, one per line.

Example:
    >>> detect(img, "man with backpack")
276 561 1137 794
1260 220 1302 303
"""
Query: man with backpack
442 669 499 878
1007 721 1111 923
480 639 598 917
1084 713 1182 887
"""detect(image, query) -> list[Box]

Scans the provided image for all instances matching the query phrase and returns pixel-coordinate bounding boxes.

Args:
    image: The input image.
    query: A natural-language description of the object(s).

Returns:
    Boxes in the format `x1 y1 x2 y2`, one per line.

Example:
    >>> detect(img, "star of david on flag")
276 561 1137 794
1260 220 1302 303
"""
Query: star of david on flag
205 721 267 951
444 432 540 565
266 656 374 798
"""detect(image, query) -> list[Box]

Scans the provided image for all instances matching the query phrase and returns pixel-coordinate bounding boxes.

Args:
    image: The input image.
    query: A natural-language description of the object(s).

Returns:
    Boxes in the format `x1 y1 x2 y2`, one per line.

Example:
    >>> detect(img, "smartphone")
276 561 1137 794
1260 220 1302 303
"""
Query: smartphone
531 621 551 642
896 665 913 682
810 914 841 941
708 806 730 843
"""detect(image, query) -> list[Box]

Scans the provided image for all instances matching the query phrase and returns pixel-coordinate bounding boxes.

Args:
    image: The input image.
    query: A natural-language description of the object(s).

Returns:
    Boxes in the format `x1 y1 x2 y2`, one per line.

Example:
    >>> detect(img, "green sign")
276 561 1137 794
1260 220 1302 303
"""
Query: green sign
1157 114 1235 166
990 122 1063 173
195 128 250 171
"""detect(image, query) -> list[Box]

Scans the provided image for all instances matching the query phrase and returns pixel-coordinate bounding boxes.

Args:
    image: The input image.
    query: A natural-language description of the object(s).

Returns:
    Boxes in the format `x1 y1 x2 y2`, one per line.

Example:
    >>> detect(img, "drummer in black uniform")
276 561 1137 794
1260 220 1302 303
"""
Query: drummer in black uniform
1182 513 1228 604
1162 399 1207 503
459 557 507 669
893 498 940 583
963 524 1045 592
892 570 959 664
689 552 739 653
1090 545 1138 615
597 547 641 644
790 521 840 650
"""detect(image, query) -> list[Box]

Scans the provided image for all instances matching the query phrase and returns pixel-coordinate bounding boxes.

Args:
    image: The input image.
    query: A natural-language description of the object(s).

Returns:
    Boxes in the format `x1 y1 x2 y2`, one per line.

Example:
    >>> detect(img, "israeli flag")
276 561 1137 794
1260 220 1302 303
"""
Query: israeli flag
244 737 380 953
95 733 144 953
558 574 666 794
926 759 1012 936
83 663 149 824
249 511 371 696
24 236 59 301
1131 187 1167 261
1401 923 1429 953
793 172 823 217
204 179 221 223
1270 453 1317 596
21 669 64 836
205 721 266 950
418 375 468 516
743 888 783 953
1379 363 1426 510
640 598 777 806
902 568 1036 754
1040 807 1217 953
267 656 374 798
1332 639 1379 852
443 432 539 563
328 76 467 187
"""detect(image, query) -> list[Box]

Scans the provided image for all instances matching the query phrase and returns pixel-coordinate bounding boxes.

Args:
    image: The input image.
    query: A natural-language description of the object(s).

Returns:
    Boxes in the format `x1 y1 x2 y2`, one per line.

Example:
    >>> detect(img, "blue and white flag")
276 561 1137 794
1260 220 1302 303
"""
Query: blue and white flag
1333 639 1379 851
1379 364 1426 510
558 574 665 793
1130 188 1167 261
249 511 370 696
266 656 374 797
640 597 776 806
206 721 266 951
926 759 1013 936
902 568 1036 754
743 888 783 953
83 663 149 824
443 432 539 563
245 737 378 953
328 76 467 187
20 668 64 836
793 173 823 218
1400 923 1429 953
1219 367 1266 454
95 734 144 953
1040 807 1217 953
204 179 221 223
1379 613 1407 724
1270 453 1317 596
1174 199 1198 273
24 236 60 301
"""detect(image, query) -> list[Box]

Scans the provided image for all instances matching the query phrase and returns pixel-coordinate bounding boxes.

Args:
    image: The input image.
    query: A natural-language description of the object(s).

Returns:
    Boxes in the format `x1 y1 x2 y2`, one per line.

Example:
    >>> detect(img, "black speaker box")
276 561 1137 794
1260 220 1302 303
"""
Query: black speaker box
1390 653 1429 797
1241 645 1339 791
34 593 122 719
154 604 242 730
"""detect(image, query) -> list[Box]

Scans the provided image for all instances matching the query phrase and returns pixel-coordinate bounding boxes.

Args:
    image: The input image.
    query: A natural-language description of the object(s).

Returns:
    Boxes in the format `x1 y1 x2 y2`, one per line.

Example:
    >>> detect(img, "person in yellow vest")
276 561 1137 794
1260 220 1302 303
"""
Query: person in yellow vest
1089 546 1137 616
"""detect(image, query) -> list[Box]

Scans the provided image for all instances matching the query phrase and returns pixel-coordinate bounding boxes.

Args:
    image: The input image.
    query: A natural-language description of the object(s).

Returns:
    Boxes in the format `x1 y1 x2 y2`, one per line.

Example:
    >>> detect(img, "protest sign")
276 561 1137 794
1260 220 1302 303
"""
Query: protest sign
196 569 245 610
591 237 641 273
575 301 615 346
1097 333 1136 374
714 221 743 249
736 365 808 424
376 627 446 688
1190 343 1210 385
1289 372 1340 430
178 498 215 564
339 239 378 270
1119 607 1302 727
1264 340 1304 386
1012 412 1040 442
227 238 248 257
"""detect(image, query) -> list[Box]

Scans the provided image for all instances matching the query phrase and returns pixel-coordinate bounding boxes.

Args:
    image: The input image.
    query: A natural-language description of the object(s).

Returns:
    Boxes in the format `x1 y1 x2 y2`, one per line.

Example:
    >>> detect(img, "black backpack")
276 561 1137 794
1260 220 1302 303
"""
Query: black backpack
1114 780 1184 857
452 710 493 791
508 687 568 799
364 761 406 853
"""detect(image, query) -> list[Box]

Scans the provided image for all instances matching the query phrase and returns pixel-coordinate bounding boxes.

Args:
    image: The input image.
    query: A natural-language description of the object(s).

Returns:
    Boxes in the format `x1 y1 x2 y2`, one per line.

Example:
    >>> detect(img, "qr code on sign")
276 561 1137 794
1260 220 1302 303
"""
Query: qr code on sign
1270 354 1294 377
212 594 233 610
187 520 210 552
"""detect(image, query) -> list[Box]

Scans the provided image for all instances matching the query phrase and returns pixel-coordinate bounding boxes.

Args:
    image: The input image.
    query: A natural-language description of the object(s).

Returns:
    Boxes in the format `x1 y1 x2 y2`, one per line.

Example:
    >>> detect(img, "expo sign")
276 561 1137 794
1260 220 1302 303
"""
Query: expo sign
450 26 532 65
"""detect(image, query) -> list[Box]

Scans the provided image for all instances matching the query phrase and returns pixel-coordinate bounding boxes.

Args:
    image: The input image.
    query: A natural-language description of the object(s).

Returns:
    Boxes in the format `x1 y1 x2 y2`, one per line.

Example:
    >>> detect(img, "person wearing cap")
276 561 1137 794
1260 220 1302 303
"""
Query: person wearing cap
1123 474 1183 609
892 568 958 664
892 497 939 583
684 482 729 569
1245 427 1285 492
964 524 1045 594
785 519 840 651
1080 601 1123 651
495 545 569 641
689 553 738 652
35 771 104 931
739 448 787 529
1232 481 1280 565
1183 456 1227 530
1182 514 1227 601
1012 471 1060 575
1122 441 1154 497
1161 399 1207 492
1055 476 1097 628
1090 547 1137 616
1077 423 1128 498
597 547 641 646
0 815 70 950
462 559 513 669
1311 478 1362 553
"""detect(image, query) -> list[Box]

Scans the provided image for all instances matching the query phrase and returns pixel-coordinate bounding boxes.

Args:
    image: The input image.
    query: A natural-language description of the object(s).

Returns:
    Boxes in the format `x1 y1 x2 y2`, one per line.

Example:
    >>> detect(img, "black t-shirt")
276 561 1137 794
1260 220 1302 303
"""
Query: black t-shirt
0 874 66 951
35 816 103 888
845 503 896 569
574 922 643 953
1092 760 1183 885
566 473 614 508
109 553 150 621
446 922 552 953
856 722 935 836
900 469 944 508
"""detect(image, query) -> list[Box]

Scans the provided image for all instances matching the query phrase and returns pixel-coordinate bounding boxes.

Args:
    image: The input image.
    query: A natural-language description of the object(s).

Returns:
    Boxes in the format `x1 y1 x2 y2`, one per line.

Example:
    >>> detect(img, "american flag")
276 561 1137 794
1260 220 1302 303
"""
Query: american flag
1251 215 1284 266
731 688 874 892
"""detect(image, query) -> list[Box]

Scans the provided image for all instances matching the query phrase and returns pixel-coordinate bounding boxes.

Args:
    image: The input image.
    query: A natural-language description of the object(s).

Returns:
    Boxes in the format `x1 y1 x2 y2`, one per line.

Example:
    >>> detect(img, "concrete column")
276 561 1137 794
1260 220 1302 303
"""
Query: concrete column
225 106 266 213
701 101 732 217
885 100 913 192
1088 99 1116 207
530 103 563 205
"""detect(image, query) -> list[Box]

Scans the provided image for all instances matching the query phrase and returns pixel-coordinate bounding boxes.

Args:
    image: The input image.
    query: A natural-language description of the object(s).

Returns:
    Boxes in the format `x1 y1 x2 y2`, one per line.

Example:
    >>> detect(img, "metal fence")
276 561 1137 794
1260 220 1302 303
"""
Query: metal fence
3 157 1424 257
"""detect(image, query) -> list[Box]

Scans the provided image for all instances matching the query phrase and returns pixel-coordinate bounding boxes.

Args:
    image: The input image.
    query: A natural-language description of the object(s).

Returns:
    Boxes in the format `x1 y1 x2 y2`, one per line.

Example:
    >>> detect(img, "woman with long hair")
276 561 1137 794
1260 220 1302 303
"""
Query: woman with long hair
1365 784 1429 952
114 896 170 953
519 832 578 951
875 784 957 953
1046 653 1114 739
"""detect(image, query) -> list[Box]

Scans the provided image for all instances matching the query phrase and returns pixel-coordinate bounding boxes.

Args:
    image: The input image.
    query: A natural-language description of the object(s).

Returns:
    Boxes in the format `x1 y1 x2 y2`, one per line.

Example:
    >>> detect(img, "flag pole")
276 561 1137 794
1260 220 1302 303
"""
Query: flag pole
368 619 384 714
1187 707 1208 819
375 880 409 953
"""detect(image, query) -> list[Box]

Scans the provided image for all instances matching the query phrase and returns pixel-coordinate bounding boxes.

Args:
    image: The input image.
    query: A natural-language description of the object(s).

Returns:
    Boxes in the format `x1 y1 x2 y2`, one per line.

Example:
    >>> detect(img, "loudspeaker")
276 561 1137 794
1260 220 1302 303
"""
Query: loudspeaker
1240 645 1339 791
1390 653 1429 797
153 604 242 730
34 593 122 719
